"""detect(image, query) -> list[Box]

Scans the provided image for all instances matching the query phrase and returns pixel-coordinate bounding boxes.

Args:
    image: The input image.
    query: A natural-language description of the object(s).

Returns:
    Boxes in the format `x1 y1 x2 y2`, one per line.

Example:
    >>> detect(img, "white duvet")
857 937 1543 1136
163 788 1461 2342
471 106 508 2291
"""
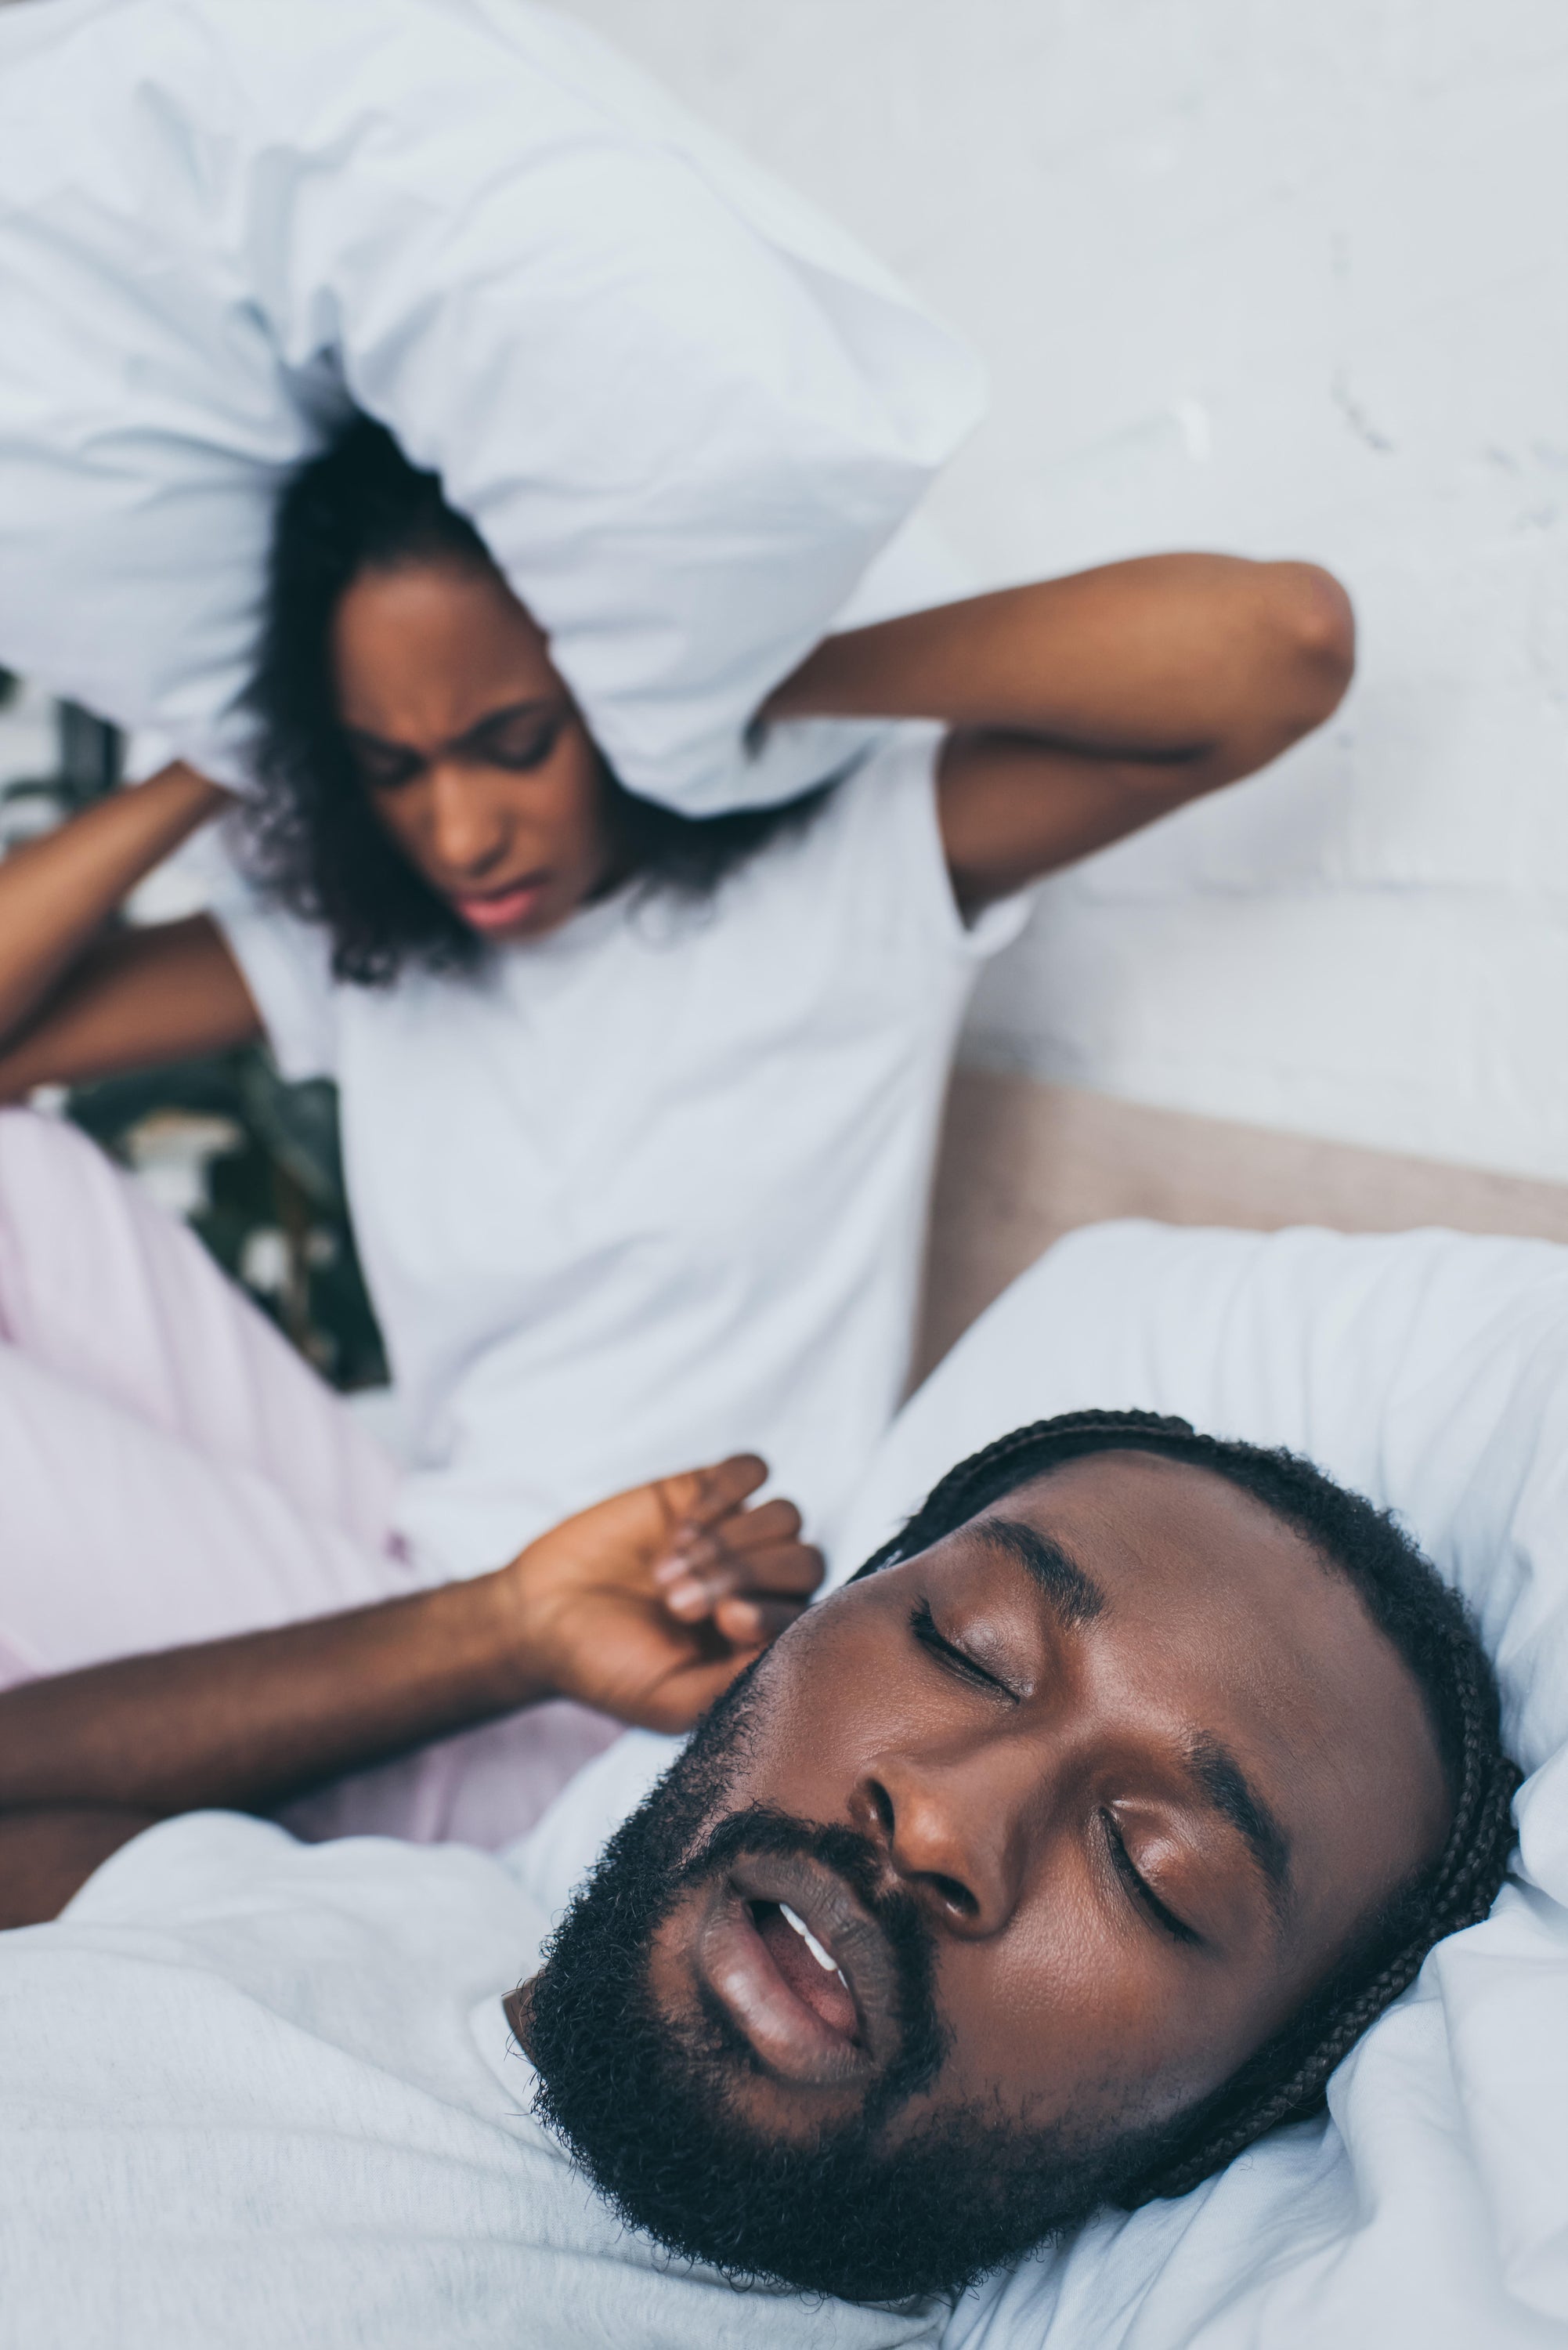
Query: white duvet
522 1219 1568 2348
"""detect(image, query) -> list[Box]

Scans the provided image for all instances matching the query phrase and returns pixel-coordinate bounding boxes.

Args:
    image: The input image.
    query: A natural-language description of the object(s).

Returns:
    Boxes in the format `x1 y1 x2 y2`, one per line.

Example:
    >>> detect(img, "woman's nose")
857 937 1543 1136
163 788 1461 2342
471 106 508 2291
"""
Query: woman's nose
425 765 509 876
851 1747 1025 1937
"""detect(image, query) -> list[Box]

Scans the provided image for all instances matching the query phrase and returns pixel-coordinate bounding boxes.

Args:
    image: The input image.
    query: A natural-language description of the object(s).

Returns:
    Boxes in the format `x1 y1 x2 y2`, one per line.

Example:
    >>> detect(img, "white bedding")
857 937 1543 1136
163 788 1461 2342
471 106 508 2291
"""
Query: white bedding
522 1220 1568 2348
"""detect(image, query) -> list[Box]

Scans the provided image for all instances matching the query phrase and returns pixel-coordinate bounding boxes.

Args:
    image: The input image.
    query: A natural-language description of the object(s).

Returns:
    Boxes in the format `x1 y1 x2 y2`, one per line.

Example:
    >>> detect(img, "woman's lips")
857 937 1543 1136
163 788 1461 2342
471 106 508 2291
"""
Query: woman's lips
450 877 550 932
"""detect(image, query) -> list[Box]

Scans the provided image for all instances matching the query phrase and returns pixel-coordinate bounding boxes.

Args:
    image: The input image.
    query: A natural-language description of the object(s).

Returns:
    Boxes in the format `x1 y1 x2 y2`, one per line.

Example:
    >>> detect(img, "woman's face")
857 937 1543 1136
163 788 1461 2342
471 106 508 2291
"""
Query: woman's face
331 555 613 942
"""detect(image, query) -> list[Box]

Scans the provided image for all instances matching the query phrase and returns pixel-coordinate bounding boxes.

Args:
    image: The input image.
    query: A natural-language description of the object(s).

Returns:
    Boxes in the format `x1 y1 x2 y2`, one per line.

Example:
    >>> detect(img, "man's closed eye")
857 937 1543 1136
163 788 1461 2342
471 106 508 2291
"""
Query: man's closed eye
1102 1811 1202 1947
909 1598 1017 1697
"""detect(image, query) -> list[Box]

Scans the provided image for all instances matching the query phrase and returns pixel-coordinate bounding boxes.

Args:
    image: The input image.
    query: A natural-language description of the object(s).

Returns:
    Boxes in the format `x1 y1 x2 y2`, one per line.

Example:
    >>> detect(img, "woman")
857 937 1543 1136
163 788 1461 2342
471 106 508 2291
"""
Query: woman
0 417 1353 1627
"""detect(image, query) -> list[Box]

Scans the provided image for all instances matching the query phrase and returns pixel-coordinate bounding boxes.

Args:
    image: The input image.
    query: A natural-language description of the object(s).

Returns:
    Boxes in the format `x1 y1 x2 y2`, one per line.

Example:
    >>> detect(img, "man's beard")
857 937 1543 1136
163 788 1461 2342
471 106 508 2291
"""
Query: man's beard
525 1664 1159 2305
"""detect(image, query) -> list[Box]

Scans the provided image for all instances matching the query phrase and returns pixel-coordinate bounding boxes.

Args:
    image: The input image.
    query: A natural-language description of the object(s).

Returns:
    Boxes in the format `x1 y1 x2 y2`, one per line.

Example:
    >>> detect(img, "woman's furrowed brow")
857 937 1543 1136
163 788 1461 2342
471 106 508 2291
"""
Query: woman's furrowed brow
344 723 414 755
345 698 559 761
455 695 561 743
969 1517 1106 1627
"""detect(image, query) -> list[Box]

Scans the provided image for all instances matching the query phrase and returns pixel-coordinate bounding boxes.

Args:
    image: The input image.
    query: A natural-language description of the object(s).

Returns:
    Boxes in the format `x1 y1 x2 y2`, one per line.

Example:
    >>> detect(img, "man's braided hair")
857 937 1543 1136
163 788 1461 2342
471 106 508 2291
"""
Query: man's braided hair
851 1407 1521 2204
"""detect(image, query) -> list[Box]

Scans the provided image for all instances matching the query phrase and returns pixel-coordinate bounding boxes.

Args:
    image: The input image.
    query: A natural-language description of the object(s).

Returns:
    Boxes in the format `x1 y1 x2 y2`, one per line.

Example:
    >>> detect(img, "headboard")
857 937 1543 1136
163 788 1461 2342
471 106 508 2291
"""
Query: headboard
916 1066 1568 1382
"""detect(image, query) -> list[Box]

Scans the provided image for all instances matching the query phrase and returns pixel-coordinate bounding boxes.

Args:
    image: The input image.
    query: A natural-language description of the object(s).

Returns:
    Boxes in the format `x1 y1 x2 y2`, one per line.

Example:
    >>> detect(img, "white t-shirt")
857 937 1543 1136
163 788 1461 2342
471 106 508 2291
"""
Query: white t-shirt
0 1812 941 2350
218 730 1028 1574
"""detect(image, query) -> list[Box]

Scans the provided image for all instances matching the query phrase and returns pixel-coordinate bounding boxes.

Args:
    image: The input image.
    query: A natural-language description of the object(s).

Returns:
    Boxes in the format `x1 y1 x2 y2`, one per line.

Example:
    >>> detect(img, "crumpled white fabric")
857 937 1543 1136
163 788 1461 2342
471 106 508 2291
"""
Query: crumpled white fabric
0 0 983 812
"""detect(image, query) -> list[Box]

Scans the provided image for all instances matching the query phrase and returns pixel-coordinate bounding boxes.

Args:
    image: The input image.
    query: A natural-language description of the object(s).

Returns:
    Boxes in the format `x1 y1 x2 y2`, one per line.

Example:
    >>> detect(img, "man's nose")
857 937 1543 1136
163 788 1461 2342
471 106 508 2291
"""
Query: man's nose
426 764 509 875
851 1739 1030 1937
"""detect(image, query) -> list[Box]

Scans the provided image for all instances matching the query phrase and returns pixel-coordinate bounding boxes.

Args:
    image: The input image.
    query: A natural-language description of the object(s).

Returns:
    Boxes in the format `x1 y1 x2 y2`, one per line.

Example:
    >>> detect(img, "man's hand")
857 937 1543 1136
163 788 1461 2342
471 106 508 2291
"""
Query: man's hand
0 1455 823 1924
503 1455 823 1734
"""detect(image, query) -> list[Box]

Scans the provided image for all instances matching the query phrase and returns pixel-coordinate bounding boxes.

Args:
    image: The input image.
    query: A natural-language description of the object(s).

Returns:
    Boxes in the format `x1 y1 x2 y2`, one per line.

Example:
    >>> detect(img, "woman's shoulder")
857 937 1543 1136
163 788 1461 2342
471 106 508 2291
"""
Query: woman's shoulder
730 721 952 922
205 867 345 1082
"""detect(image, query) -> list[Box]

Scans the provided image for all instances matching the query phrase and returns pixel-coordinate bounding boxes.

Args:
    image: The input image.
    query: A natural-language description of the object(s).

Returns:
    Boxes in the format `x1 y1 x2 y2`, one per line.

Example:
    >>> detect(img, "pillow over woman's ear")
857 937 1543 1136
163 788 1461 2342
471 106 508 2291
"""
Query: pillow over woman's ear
0 0 982 814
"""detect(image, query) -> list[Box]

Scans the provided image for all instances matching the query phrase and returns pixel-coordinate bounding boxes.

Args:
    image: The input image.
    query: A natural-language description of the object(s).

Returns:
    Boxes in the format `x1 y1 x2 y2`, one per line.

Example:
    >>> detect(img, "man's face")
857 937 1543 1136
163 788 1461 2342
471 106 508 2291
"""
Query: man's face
524 1453 1451 2301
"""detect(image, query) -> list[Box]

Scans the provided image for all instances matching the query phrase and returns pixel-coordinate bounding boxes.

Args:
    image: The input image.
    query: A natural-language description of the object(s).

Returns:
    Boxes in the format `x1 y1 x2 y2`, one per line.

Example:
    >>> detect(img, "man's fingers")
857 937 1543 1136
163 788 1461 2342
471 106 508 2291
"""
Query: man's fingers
711 1595 806 1647
645 1461 822 1629
722 1495 805 1549
659 1540 824 1622
654 1495 804 1588
655 1455 768 1538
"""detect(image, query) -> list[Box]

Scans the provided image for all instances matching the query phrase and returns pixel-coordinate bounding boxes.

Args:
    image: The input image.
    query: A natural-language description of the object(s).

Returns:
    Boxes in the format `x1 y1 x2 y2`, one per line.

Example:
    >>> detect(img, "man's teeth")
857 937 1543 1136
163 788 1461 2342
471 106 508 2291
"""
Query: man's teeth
779 1903 847 1986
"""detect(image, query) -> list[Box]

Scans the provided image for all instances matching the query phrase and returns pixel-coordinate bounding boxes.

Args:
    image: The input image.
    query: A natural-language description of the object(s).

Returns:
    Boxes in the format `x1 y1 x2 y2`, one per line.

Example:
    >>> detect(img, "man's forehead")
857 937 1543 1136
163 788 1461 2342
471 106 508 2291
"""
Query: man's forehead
973 1449 1318 1592
948 1452 1398 1753
951 1452 1441 1813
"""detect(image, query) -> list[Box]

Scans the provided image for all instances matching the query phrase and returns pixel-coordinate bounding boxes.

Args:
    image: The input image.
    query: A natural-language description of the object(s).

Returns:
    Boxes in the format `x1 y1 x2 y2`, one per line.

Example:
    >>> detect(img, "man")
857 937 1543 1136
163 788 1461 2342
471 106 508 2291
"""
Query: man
0 1409 1517 2342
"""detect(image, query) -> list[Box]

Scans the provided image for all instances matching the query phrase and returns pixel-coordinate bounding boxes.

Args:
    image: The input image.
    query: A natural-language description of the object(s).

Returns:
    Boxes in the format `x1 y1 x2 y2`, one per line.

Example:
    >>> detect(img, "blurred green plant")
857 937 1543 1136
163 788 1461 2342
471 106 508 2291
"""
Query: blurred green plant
67 1053 388 1390
2 694 388 1390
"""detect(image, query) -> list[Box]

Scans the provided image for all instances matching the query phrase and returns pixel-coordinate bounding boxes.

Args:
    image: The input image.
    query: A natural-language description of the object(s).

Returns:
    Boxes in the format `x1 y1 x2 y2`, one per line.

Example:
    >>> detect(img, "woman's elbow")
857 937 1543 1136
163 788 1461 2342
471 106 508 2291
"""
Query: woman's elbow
1268 560 1357 731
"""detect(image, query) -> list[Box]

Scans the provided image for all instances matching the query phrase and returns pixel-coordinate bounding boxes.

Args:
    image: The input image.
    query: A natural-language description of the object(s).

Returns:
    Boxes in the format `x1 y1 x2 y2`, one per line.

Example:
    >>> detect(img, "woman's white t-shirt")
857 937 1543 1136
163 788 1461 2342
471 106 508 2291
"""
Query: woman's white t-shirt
216 727 1028 1575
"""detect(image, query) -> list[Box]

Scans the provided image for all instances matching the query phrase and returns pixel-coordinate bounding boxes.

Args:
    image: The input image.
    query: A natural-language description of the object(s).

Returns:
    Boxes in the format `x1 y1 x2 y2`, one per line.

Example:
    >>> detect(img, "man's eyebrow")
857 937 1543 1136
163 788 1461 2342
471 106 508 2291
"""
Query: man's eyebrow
969 1517 1106 1627
1188 1736 1293 1922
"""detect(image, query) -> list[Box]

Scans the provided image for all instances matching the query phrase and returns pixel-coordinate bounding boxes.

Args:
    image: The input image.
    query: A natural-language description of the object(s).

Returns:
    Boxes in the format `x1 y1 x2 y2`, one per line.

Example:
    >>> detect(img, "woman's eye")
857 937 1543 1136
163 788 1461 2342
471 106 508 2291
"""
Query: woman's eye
480 720 559 772
1102 1813 1201 1947
350 743 421 791
909 1600 1012 1695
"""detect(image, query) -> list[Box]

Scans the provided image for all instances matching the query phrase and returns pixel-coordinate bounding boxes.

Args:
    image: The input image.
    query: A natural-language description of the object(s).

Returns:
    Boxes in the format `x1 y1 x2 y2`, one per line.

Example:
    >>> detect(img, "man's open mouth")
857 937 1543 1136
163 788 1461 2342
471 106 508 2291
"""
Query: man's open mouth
757 1900 858 2034
692 1852 903 2088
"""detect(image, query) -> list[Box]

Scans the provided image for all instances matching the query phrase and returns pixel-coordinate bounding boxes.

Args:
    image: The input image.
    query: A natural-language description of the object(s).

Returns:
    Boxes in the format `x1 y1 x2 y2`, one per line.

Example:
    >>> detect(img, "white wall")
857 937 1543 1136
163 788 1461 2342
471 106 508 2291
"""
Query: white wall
565 0 1568 1181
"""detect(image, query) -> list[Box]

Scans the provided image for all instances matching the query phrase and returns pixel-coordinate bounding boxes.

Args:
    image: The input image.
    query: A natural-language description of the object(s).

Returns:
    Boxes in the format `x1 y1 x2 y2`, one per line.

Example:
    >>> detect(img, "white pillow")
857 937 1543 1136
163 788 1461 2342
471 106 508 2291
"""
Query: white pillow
820 1220 1568 2349
0 0 982 814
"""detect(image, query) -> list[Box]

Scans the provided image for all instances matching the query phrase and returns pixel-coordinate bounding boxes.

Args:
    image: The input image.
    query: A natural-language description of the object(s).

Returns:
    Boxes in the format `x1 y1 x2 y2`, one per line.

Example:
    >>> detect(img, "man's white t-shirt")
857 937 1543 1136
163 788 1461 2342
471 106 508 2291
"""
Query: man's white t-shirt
217 730 1028 1575
0 1812 940 2349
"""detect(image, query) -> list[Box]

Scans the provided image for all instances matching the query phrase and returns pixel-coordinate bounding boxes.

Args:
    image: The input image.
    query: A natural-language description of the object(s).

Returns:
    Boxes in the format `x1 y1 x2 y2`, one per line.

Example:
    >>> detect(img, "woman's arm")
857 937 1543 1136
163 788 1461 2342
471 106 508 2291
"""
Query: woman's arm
0 762 262 1099
0 1456 821 1927
765 554 1355 910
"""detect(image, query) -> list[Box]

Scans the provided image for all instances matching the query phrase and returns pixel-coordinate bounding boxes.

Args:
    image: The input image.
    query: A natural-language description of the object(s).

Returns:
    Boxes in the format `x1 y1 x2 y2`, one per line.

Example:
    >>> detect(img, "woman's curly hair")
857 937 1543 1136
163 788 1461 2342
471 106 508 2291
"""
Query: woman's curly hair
242 415 827 985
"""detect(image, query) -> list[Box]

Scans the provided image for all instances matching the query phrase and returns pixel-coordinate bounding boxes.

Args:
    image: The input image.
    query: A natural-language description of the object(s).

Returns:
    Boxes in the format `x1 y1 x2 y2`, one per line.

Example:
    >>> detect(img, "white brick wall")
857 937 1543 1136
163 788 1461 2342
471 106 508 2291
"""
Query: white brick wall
562 0 1568 1180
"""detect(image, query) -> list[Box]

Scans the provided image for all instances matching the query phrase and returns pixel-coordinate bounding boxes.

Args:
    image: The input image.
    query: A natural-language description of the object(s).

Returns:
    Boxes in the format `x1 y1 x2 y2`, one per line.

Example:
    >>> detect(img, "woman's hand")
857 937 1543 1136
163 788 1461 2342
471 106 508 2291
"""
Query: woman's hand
500 1455 824 1734
0 761 262 1101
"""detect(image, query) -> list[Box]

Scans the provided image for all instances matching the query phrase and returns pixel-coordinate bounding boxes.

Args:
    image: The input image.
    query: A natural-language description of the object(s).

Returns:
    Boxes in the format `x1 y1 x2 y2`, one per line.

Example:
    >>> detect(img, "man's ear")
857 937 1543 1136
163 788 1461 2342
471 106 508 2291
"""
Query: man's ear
504 1976 539 2059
